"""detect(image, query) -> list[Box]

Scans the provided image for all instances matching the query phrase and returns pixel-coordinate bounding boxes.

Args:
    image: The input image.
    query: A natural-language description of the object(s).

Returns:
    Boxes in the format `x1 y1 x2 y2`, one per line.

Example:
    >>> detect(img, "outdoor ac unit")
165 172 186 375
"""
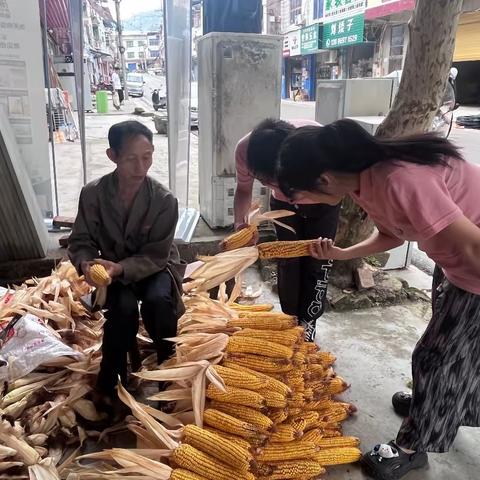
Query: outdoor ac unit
198 32 282 228
327 50 337 64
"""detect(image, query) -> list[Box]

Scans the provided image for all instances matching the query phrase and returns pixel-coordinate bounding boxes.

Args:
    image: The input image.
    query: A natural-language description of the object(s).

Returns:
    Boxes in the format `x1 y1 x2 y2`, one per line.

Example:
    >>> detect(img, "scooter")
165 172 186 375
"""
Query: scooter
432 67 459 138
152 89 166 111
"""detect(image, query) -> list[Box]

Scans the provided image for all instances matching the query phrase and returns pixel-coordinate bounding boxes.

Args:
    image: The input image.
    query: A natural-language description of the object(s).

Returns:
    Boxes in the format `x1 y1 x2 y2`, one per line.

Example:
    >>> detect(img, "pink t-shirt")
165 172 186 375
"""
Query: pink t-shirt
351 158 480 294
235 118 321 204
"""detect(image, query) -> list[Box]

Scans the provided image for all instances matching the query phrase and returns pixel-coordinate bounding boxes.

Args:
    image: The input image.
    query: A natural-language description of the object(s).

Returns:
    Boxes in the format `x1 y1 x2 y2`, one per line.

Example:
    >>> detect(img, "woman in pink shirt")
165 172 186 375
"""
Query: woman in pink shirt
277 119 480 480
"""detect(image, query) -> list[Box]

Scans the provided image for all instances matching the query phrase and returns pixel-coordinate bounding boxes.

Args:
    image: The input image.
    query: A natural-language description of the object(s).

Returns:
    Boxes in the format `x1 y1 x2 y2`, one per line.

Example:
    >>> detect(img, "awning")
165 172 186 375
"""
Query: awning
454 12 480 62
39 0 71 52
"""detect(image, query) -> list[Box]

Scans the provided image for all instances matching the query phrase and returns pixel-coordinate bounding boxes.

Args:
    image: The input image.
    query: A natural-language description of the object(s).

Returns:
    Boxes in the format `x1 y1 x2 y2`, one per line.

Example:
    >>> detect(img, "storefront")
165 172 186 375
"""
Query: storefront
453 11 480 105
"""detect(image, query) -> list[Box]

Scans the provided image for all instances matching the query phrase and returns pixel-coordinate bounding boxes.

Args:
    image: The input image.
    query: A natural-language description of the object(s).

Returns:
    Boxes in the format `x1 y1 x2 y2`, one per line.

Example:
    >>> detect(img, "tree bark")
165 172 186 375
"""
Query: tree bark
331 0 463 288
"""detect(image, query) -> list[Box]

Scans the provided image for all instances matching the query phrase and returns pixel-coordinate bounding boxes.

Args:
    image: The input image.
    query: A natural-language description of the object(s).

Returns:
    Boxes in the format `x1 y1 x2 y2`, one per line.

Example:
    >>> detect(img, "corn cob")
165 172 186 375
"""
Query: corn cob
0 445 17 460
230 303 274 312
304 398 334 412
308 351 336 366
290 411 319 431
288 391 306 408
265 376 292 397
268 408 289 425
311 377 349 396
256 441 318 462
257 240 317 259
212 365 265 390
298 342 319 355
257 460 325 479
227 336 294 359
313 447 362 466
183 424 252 471
205 384 266 409
203 428 253 451
320 407 350 423
227 313 297 330
209 402 273 431
292 350 306 366
323 428 343 438
221 225 258 251
289 417 308 433
257 389 288 409
317 436 360 449
302 428 324 445
270 424 302 443
232 328 301 347
203 409 263 439
170 469 210 480
305 364 327 380
172 444 252 480
225 354 293 374
89 263 111 286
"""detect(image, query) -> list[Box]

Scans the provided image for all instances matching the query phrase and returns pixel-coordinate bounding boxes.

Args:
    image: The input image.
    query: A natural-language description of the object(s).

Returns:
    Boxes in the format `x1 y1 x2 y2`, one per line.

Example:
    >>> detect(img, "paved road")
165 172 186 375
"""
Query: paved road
280 100 480 275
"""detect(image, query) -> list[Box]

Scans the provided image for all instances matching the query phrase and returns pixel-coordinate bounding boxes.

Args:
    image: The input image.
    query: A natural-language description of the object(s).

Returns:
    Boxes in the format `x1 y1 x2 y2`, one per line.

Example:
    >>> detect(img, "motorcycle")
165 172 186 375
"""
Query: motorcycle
432 67 459 138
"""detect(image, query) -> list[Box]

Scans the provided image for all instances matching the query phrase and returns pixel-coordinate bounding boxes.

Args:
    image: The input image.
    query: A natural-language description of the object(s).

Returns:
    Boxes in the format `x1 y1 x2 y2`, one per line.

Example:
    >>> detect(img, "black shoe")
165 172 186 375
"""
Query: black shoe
392 391 412 417
362 441 428 480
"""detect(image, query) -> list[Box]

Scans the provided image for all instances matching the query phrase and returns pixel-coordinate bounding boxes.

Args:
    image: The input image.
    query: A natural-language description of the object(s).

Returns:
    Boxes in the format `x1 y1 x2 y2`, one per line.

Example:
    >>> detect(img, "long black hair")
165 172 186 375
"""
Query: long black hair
247 118 295 179
277 119 463 197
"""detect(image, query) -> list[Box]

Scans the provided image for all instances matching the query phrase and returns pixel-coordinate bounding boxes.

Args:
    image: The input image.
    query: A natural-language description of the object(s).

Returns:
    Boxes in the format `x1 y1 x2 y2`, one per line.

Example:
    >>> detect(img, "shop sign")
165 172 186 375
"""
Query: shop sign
365 0 415 20
283 29 301 57
300 24 322 54
323 0 366 23
323 13 365 48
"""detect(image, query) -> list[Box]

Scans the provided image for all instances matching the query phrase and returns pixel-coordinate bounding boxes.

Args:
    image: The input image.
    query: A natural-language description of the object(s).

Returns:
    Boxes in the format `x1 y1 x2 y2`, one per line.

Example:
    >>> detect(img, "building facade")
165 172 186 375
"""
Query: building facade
277 0 480 104
123 31 158 71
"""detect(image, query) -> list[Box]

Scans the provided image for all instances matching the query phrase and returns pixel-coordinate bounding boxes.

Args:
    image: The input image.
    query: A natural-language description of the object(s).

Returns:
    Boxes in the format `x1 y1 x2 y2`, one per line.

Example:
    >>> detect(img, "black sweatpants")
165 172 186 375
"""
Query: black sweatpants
270 198 340 342
97 270 177 394
117 88 124 104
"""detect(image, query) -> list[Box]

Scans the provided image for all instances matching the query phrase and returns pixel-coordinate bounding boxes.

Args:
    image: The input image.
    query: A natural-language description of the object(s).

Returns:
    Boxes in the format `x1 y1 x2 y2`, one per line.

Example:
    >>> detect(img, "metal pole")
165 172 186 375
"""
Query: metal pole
41 0 59 216
115 0 129 100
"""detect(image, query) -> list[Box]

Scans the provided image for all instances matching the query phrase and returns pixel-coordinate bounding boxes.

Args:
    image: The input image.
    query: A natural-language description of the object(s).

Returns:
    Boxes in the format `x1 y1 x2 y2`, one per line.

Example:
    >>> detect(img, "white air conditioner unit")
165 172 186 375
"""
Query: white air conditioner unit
295 14 305 26
328 50 337 63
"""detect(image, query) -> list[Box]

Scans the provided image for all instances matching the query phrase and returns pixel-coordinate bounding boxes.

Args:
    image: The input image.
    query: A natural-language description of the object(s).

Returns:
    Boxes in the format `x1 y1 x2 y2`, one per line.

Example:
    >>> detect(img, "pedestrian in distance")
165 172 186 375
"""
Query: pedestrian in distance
277 118 480 480
234 118 341 342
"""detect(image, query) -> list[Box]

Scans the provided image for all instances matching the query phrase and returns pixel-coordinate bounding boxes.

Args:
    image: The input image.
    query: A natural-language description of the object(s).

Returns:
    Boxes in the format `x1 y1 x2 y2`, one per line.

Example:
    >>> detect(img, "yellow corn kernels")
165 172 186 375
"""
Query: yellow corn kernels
203 428 252 451
308 351 337 367
270 424 302 443
317 436 360 449
209 402 273 431
313 447 362 466
257 389 288 409
172 444 252 480
227 312 297 330
205 384 266 409
212 365 264 390
203 409 262 439
256 441 318 462
221 225 258 251
89 263 110 286
257 240 317 259
268 408 289 425
227 336 294 360
257 460 325 479
302 428 324 445
170 468 210 480
183 425 252 471
232 328 301 347
225 354 293 374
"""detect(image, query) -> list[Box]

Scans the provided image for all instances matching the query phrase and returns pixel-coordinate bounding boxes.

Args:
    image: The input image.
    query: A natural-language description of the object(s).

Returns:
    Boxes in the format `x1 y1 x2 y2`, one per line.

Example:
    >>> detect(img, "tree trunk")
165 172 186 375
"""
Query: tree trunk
331 0 463 288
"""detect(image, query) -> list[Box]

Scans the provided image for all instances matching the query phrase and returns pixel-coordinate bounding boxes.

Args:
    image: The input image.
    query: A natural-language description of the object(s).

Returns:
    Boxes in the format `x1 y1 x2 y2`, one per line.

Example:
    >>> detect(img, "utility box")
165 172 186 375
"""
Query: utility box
198 32 282 228
315 79 394 126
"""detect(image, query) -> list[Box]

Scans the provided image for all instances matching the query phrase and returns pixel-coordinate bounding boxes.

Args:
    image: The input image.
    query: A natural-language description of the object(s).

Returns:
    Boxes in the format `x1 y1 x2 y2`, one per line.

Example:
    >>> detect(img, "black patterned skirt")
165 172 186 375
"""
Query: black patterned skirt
396 266 480 453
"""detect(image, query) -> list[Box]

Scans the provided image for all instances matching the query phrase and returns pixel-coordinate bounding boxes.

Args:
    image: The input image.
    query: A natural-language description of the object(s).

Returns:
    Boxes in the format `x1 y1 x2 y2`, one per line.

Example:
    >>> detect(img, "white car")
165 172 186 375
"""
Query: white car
127 73 145 97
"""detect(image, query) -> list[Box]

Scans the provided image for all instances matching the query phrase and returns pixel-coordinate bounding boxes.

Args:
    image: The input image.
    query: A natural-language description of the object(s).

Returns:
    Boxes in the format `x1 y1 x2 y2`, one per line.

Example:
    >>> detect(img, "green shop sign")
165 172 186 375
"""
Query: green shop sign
323 13 365 49
300 24 323 54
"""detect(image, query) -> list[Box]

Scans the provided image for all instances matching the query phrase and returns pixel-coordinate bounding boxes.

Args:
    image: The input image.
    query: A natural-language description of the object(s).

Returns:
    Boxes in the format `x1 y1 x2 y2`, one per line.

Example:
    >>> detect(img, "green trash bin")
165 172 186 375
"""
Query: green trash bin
96 90 109 114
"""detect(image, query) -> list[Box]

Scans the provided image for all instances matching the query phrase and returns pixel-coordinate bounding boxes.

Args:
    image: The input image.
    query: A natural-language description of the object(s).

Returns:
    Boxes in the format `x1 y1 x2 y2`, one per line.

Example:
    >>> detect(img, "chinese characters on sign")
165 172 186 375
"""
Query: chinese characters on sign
283 29 301 57
300 24 322 54
324 0 366 22
323 13 364 48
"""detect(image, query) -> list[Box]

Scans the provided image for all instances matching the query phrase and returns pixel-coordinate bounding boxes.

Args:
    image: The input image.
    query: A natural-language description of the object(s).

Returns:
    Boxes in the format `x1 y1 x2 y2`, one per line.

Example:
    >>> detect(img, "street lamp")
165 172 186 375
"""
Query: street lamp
114 0 129 100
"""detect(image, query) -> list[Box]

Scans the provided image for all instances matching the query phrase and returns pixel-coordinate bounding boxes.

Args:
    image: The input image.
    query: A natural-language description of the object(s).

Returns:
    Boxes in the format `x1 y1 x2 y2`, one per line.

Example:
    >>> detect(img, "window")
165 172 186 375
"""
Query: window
390 25 405 57
138 40 145 47
149 37 159 46
313 0 324 20
150 50 160 57
126 40 134 48
139 52 145 58
127 52 135 59
290 0 302 24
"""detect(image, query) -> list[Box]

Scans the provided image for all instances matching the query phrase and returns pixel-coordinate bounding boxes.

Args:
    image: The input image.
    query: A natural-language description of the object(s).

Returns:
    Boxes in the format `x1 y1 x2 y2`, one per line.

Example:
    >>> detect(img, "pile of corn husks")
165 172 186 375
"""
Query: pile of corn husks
1 257 361 480
0 263 108 479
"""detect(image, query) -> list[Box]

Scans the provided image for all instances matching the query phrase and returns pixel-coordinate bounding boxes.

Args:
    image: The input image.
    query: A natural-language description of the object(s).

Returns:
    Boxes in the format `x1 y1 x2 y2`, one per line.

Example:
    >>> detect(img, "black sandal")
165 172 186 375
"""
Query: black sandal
392 391 412 417
362 441 428 480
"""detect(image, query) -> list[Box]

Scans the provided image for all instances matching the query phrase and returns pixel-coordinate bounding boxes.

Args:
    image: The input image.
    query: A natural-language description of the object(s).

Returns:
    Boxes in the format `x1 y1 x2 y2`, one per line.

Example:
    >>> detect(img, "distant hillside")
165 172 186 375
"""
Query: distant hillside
122 9 163 32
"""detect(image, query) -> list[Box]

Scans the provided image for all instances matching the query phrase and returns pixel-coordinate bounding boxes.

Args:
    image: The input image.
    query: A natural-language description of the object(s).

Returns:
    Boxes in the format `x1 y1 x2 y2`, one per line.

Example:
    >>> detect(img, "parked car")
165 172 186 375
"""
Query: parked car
126 73 145 97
